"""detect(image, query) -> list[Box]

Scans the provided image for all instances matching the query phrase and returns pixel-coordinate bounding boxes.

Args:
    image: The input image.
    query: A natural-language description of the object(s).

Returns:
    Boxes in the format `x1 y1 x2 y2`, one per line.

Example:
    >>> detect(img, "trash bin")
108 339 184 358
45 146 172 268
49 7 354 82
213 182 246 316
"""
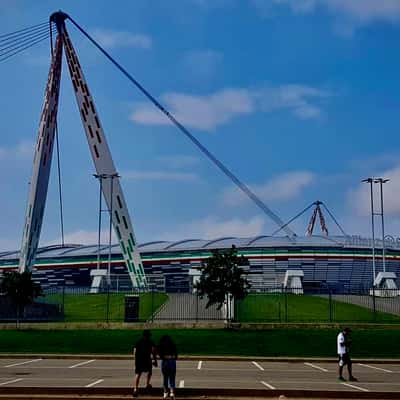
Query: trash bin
125 295 140 322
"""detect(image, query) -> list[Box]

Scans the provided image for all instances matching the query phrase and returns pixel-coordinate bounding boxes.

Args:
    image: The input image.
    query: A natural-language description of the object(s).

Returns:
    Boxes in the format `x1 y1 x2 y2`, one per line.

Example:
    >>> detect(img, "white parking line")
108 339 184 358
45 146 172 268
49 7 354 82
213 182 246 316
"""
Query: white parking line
252 361 264 371
260 380 276 390
85 379 103 388
0 378 23 386
179 380 184 388
4 359 42 368
304 362 329 372
342 382 369 392
197 361 202 370
358 363 393 373
69 359 96 369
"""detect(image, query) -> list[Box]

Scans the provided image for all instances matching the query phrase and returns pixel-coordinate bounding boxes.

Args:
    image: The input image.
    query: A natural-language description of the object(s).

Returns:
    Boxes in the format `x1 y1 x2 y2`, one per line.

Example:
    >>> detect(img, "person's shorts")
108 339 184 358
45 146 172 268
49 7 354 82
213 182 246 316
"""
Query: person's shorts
135 360 152 374
338 353 351 367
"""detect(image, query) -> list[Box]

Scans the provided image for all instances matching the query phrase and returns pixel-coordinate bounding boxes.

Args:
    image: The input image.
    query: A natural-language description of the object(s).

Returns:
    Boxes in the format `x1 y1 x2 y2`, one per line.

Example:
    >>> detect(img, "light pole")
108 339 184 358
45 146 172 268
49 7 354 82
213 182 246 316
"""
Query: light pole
375 178 389 273
94 173 107 271
362 178 376 285
107 173 119 286
93 172 120 286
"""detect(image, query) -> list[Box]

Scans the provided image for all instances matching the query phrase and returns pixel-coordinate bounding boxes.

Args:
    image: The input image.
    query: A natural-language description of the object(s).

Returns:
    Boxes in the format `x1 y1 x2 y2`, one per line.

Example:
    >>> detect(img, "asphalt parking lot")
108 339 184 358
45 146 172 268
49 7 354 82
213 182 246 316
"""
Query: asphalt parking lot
0 358 399 394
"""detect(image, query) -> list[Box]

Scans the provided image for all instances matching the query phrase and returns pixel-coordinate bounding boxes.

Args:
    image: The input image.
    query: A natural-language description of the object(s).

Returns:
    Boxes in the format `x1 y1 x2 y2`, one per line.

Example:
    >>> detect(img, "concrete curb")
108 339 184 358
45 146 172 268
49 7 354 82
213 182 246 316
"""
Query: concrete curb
0 387 399 399
0 353 399 363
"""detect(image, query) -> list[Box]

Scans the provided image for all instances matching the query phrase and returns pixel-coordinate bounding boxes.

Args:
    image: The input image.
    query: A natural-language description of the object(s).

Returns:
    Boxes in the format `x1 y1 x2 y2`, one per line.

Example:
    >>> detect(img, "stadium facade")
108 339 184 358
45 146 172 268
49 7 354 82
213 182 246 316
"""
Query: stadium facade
1 235 399 292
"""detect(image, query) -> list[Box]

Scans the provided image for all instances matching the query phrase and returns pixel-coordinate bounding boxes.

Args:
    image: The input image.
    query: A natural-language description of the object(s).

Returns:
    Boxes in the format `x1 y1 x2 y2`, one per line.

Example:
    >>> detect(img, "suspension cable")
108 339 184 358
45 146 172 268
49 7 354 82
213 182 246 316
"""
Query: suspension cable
0 28 55 57
65 15 296 238
271 202 315 236
0 21 47 40
321 202 348 237
0 25 51 46
0 32 52 63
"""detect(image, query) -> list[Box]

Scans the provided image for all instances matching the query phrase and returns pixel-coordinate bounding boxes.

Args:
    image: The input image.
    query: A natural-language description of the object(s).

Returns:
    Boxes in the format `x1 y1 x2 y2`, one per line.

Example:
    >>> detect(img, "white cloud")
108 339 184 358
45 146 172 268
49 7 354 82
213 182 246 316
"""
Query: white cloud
160 216 265 240
256 85 330 119
91 29 152 49
131 85 330 131
223 171 315 206
349 166 400 217
158 155 199 169
45 229 116 246
182 49 223 80
123 170 199 182
131 88 253 131
261 0 400 32
0 140 34 161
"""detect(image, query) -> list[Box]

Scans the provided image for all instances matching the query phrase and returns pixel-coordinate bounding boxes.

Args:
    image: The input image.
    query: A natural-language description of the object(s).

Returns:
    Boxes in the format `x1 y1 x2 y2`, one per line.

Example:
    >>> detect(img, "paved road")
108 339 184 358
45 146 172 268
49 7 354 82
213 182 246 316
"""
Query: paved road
0 358 399 394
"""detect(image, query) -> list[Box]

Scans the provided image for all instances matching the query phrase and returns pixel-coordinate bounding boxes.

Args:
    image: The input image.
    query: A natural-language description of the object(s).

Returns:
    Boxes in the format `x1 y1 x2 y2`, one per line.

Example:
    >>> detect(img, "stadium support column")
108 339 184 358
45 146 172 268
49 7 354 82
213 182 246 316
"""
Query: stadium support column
18 36 63 273
60 26 146 288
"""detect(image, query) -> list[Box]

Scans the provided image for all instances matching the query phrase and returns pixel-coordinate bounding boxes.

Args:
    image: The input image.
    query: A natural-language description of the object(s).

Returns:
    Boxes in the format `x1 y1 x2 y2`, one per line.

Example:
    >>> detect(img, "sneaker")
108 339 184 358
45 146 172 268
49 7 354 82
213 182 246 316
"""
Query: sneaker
349 376 358 382
170 392 175 400
163 392 169 399
133 389 138 398
338 376 346 382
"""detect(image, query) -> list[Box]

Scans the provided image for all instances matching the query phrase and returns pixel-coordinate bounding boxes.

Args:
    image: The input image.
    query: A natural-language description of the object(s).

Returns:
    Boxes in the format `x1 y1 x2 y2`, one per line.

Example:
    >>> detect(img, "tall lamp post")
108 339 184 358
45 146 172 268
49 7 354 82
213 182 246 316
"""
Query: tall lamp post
94 172 120 287
107 173 119 286
374 178 389 273
362 178 376 285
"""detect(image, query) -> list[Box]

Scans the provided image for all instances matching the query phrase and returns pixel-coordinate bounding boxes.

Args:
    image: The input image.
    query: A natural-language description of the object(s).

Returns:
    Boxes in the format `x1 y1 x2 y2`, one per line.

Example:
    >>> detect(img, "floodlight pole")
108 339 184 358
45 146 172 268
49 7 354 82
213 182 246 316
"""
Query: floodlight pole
94 174 107 270
375 178 389 273
107 173 119 286
362 178 376 285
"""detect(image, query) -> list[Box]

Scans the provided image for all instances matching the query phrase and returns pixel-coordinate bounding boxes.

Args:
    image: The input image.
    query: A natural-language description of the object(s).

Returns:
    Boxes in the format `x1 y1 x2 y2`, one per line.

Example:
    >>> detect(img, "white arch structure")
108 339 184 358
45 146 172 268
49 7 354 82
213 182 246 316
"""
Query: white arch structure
18 14 147 288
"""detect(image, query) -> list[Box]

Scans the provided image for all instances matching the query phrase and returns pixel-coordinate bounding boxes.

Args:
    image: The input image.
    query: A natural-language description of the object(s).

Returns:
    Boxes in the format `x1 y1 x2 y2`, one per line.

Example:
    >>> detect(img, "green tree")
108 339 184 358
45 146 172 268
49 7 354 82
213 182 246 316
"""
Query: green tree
1 271 43 326
195 245 251 319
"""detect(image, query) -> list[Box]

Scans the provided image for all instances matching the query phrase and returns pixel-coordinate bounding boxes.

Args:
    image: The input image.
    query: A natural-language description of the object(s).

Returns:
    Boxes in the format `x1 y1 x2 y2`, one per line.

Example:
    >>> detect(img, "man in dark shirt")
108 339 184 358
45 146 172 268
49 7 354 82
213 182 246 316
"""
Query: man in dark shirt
133 330 157 397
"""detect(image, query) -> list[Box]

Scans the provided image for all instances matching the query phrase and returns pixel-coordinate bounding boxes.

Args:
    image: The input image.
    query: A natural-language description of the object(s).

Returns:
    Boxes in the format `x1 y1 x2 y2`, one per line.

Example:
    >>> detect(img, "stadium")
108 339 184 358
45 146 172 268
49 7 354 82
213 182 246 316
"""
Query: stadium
1 234 399 293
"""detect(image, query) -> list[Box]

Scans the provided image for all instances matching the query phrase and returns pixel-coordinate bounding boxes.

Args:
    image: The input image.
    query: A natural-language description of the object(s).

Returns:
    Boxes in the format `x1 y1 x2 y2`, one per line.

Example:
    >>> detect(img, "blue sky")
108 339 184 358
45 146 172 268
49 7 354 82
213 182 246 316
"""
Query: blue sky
2 0 400 250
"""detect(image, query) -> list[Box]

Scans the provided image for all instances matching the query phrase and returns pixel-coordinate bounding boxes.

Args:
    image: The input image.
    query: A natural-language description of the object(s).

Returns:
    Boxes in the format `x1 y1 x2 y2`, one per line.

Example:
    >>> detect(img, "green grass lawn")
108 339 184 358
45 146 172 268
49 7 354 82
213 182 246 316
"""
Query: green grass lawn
1 328 400 358
236 294 400 323
45 293 167 322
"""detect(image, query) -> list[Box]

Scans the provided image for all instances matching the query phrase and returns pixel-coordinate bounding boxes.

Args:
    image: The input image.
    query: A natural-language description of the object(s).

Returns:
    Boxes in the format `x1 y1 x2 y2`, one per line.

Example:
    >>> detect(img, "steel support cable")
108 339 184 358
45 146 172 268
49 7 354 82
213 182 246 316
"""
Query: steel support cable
0 21 47 41
0 24 51 46
0 31 53 58
0 33 51 63
49 25 65 247
321 202 348 237
0 27 54 53
271 202 316 236
0 27 55 55
66 16 296 238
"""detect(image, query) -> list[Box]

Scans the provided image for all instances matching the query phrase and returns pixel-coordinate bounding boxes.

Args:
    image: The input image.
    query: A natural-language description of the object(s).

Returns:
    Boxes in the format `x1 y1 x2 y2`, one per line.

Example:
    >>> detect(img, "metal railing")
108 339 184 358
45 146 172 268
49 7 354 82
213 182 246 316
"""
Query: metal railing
1 284 399 323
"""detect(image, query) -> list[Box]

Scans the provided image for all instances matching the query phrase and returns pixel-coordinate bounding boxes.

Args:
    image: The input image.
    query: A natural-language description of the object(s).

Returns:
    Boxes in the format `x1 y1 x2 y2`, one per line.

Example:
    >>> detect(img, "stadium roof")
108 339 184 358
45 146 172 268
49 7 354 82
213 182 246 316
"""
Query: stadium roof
0 235 396 261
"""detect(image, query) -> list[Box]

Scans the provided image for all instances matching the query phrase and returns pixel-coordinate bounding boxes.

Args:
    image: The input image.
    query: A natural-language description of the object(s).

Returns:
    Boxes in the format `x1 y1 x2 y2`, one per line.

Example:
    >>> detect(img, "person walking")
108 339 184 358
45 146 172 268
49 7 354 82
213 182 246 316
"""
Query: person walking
337 327 357 382
133 329 157 397
158 335 178 399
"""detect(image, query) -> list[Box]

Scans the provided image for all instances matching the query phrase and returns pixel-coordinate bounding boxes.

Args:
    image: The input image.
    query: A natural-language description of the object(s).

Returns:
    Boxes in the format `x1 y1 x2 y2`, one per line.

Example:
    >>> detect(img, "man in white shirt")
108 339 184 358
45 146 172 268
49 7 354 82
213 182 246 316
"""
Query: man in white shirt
337 327 357 381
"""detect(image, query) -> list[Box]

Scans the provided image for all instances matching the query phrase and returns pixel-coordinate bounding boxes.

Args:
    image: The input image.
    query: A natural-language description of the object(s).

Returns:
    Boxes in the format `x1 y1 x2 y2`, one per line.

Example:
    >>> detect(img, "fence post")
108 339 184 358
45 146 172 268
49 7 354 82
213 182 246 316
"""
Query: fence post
284 287 288 323
372 285 376 322
106 284 110 323
195 292 199 323
62 283 65 319
329 290 333 323
151 286 154 323
278 296 281 322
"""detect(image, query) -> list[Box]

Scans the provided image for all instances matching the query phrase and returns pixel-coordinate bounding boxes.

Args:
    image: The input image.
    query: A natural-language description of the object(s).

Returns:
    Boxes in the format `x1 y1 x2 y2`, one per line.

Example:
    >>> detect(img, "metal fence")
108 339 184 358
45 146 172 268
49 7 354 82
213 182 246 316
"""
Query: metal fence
1 285 400 323
235 287 400 323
